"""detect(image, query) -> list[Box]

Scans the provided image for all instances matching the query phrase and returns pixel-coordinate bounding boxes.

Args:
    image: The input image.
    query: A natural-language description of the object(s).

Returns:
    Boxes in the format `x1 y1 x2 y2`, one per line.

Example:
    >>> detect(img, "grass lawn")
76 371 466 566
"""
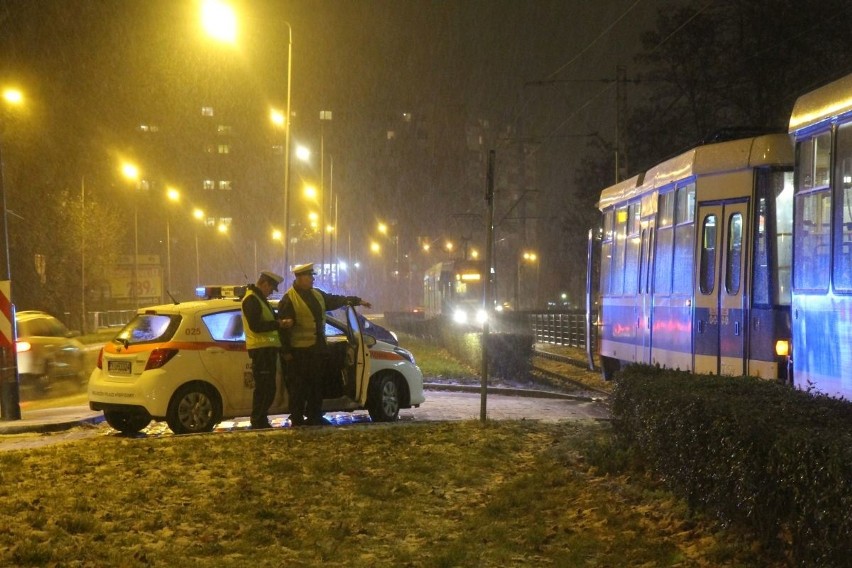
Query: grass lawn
0 420 777 567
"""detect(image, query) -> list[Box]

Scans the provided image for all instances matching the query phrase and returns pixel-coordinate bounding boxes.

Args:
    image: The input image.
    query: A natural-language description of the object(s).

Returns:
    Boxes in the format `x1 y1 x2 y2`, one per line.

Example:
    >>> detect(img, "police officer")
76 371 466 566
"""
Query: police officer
278 263 371 426
241 270 292 429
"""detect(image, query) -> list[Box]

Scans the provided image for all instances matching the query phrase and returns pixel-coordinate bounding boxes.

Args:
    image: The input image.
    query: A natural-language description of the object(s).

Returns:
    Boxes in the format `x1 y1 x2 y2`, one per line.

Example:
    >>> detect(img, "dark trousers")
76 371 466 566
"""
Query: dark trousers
249 347 278 426
287 347 328 424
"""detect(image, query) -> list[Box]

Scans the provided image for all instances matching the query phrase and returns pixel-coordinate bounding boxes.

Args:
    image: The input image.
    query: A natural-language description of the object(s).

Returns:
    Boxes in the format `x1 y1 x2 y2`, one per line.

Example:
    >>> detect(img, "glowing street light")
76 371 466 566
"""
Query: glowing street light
296 145 311 162
200 0 237 44
121 161 141 307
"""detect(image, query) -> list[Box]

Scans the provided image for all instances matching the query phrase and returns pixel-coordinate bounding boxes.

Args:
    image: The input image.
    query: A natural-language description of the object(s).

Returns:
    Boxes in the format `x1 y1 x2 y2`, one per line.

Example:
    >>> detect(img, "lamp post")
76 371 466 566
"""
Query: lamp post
201 0 293 278
120 162 140 307
81 176 86 334
164 187 179 299
0 86 23 421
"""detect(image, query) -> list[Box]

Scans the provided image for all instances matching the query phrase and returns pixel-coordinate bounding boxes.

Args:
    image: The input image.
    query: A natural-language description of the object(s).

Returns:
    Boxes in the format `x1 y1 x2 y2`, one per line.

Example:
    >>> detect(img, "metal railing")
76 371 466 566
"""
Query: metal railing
89 310 136 330
527 311 597 350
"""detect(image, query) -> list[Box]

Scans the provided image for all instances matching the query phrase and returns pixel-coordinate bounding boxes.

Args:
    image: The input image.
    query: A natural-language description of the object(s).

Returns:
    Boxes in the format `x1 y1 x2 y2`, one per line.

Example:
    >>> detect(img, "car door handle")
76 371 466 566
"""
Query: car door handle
205 347 226 354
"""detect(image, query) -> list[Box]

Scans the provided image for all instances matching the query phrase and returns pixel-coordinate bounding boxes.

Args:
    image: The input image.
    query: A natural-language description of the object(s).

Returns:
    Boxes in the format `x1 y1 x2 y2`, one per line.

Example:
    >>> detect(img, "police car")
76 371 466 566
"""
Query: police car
88 285 425 434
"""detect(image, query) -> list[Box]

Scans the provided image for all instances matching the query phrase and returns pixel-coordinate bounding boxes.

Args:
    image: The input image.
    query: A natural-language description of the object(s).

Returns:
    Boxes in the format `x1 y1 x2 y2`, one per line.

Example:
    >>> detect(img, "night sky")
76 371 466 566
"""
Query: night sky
0 0 664 306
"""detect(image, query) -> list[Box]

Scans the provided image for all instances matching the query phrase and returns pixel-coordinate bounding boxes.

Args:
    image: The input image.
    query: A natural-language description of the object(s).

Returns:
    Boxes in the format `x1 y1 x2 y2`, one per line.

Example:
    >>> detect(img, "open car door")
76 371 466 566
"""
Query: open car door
346 306 370 406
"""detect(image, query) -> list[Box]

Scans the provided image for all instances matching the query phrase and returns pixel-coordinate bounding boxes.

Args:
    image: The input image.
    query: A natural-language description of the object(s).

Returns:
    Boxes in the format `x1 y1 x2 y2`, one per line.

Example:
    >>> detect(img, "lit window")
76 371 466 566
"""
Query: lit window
218 144 230 154
201 106 214 117
402 112 412 122
271 145 284 155
218 180 232 190
203 180 215 190
217 125 233 135
387 130 396 140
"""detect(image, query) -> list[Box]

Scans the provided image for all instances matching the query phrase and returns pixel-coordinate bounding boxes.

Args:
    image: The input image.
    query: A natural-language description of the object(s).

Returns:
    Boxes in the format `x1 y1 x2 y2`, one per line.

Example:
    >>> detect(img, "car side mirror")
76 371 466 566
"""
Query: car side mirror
364 334 377 347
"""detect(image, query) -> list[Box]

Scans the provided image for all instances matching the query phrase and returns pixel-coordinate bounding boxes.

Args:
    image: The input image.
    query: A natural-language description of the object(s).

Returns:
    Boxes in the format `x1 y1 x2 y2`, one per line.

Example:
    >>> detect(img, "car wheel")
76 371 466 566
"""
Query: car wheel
367 374 400 422
166 383 222 434
104 410 151 434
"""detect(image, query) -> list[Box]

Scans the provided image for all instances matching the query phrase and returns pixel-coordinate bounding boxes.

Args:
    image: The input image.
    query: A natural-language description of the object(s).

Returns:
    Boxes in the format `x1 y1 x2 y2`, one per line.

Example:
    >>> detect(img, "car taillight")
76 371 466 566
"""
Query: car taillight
145 348 179 370
97 347 104 369
15 341 32 353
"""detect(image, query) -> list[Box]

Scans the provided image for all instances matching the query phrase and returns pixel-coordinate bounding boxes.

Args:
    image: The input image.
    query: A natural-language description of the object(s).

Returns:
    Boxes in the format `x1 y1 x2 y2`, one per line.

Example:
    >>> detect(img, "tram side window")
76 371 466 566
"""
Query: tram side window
600 210 614 295
795 134 832 291
753 170 794 305
794 190 830 290
833 123 852 290
699 214 717 294
672 183 695 294
726 213 743 294
611 206 628 295
624 202 641 293
654 192 675 295
754 196 770 304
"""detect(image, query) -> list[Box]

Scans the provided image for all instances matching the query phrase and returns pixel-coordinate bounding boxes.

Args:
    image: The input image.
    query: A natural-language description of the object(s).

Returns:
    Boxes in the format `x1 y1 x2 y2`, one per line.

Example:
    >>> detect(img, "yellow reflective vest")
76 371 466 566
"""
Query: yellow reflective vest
286 287 326 348
241 288 281 350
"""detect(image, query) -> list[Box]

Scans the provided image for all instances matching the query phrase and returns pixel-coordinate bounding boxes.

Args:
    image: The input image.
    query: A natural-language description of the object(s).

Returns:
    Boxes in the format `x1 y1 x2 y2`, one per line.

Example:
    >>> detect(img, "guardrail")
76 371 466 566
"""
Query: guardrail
527 311 596 349
89 310 136 330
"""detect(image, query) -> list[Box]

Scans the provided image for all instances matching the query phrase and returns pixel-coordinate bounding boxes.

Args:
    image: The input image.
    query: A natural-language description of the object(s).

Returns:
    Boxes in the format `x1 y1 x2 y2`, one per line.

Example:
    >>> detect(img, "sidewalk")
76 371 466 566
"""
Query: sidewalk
0 383 604 436
0 406 104 435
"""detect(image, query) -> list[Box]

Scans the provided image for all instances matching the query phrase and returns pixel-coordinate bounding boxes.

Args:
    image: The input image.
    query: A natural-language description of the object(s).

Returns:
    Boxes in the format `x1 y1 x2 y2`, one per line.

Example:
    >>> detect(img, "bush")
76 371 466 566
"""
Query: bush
610 364 852 566
435 319 533 379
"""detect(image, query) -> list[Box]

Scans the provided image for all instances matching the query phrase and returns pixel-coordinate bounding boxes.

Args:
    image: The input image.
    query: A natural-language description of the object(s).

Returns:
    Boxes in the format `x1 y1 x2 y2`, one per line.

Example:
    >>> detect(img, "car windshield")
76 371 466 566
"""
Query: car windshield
115 314 180 345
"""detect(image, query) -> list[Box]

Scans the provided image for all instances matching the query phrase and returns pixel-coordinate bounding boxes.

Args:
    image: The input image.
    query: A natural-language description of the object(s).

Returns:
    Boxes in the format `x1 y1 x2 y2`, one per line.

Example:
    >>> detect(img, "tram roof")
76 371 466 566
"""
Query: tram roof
597 133 792 211
597 174 643 210
789 73 852 134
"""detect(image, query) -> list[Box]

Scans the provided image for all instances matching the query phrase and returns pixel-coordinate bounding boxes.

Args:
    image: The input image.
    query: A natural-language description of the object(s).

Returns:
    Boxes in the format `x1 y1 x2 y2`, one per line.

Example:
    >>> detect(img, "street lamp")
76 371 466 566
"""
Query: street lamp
201 0 292 280
517 250 538 310
0 86 24 421
164 187 180 298
121 162 140 307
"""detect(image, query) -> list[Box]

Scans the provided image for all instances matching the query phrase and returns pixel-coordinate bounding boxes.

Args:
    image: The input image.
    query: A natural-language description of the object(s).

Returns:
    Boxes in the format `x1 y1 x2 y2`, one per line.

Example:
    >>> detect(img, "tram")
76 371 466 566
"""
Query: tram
788 73 852 399
423 259 486 325
592 72 852 401
594 133 795 381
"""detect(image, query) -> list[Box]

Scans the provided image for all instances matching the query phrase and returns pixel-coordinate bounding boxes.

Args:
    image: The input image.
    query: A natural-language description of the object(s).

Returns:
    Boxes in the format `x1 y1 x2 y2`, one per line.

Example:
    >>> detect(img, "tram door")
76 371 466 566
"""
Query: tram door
694 201 748 375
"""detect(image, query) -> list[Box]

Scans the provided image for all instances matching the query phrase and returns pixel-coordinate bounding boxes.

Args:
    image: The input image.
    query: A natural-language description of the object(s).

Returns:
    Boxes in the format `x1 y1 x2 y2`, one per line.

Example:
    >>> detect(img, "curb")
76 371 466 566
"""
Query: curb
0 412 105 436
423 382 604 402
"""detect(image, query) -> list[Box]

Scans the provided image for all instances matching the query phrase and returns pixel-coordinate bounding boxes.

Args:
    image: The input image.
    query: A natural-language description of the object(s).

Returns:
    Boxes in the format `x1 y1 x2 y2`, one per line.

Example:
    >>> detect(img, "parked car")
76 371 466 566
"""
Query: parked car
88 291 425 434
15 310 86 391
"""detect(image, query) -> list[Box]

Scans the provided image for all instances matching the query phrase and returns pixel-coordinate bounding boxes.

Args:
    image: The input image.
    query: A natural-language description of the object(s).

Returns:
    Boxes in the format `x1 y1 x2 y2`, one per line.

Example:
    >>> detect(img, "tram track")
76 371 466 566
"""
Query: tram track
532 346 613 398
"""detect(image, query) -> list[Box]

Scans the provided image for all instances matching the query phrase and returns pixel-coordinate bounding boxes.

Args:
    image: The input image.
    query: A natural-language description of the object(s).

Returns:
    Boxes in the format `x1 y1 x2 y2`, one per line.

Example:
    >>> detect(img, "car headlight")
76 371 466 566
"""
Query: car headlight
394 346 416 365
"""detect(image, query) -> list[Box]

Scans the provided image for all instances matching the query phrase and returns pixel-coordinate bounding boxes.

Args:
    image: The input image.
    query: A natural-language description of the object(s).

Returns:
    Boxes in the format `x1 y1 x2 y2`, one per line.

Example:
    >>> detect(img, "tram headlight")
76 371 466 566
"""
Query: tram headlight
775 339 790 358
452 308 468 325
475 308 488 325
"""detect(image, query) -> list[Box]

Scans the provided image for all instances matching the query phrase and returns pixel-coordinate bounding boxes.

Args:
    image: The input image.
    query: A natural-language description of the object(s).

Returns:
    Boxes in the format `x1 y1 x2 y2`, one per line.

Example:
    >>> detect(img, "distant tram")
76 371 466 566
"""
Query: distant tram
423 259 486 325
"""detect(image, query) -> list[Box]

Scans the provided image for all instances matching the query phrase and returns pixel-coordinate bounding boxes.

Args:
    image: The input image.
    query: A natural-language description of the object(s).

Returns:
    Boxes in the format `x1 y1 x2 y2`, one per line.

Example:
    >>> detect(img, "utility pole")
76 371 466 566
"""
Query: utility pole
480 150 495 422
